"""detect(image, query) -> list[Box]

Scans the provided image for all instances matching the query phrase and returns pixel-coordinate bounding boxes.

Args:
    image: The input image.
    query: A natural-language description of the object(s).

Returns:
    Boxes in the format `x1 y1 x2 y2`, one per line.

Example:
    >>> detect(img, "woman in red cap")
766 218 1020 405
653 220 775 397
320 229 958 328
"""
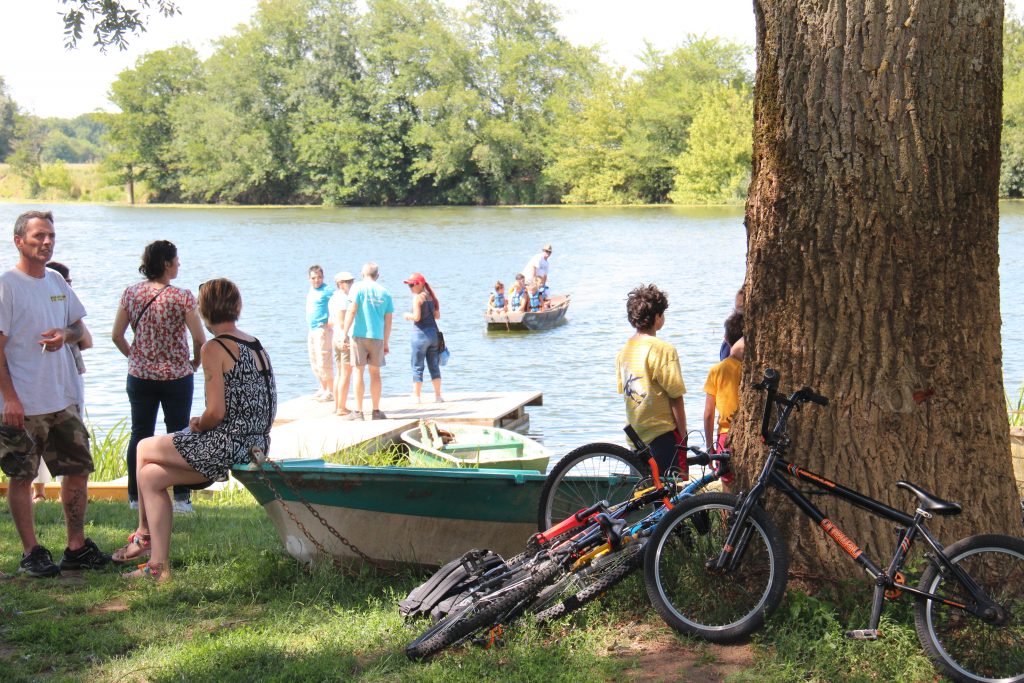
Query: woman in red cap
402 272 443 403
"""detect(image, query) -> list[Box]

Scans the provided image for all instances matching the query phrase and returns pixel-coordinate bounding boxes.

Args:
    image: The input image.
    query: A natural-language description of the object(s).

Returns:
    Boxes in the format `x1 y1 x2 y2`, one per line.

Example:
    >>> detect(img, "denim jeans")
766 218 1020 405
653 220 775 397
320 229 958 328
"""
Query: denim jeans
410 327 441 382
126 374 194 502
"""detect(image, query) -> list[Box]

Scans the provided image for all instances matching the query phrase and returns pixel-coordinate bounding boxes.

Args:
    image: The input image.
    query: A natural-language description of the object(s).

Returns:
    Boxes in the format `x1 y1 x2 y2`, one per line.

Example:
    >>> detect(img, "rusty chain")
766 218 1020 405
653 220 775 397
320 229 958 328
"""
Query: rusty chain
247 448 385 570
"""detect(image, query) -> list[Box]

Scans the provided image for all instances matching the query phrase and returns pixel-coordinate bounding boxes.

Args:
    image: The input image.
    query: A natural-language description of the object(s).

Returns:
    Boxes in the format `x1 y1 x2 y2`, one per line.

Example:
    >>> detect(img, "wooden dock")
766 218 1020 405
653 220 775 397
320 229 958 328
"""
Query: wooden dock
269 390 543 460
0 390 545 500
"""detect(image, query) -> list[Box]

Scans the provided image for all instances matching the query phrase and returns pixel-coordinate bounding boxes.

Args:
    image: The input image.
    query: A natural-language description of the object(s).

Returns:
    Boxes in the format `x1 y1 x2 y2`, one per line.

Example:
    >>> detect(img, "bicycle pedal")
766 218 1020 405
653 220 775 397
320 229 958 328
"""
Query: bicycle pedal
844 629 881 641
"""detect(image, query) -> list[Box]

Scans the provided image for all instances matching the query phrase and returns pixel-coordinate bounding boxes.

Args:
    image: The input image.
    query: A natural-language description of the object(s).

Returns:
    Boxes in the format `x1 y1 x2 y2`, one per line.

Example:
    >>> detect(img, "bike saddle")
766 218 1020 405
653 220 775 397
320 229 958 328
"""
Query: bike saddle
896 481 962 516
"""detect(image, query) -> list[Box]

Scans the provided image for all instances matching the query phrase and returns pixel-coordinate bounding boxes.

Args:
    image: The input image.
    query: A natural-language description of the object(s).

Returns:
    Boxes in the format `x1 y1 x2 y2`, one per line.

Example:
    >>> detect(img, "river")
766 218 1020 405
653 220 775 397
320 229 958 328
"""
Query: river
1 202 1022 456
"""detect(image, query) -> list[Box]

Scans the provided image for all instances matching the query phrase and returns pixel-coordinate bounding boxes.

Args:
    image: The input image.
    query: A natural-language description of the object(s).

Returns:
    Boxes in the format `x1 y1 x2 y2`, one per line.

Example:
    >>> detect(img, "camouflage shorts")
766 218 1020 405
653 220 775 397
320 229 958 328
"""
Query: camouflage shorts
6 406 92 479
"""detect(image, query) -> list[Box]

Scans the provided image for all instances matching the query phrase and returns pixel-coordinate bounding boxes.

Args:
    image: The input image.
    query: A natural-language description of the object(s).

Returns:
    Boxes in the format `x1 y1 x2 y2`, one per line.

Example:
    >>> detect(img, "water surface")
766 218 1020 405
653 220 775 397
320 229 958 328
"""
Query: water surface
1 203 1020 456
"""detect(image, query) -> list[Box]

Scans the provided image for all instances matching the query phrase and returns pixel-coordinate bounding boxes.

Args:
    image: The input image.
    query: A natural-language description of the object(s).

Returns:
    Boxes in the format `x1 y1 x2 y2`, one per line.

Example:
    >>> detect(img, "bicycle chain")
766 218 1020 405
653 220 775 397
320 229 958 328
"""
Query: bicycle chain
247 451 384 570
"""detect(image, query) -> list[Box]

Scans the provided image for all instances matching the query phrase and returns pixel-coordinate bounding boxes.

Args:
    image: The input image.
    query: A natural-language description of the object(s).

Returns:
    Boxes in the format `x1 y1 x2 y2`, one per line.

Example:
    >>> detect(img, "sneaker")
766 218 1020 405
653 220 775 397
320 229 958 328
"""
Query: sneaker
371 410 387 420
19 545 60 577
59 538 111 571
129 499 139 510
314 389 333 402
343 411 363 421
173 500 195 514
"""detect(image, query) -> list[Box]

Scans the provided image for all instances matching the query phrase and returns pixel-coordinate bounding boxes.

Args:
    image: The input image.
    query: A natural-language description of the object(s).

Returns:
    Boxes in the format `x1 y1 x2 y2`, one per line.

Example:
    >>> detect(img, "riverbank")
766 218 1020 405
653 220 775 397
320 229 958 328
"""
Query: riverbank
0 164 751 208
0 494 940 682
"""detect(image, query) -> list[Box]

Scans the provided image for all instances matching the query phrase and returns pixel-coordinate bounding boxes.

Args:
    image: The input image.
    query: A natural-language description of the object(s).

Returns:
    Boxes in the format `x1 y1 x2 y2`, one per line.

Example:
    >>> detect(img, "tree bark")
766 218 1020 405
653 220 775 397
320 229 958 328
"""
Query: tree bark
740 0 1020 577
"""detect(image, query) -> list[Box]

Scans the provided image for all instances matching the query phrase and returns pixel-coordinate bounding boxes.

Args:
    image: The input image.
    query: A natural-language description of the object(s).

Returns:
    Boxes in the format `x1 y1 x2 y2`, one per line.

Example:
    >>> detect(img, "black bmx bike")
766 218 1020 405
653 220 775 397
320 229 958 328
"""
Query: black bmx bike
644 369 1024 683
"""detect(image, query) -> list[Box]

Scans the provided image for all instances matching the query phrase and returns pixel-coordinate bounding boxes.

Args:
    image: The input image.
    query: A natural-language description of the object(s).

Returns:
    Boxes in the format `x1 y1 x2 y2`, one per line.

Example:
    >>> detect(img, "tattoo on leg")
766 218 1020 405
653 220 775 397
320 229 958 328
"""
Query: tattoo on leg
64 485 86 535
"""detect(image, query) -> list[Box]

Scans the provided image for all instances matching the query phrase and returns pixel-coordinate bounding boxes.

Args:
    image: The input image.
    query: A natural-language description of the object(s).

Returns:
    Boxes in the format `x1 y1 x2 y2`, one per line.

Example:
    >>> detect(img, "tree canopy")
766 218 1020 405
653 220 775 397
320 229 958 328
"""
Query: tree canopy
5 1 1024 206
58 0 180 51
99 0 756 205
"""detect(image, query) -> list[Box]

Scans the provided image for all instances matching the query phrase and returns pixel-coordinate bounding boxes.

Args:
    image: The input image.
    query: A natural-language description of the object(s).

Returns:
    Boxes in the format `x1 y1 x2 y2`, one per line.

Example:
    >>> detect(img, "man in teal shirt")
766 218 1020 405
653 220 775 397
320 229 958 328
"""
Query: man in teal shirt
343 262 394 420
306 265 334 402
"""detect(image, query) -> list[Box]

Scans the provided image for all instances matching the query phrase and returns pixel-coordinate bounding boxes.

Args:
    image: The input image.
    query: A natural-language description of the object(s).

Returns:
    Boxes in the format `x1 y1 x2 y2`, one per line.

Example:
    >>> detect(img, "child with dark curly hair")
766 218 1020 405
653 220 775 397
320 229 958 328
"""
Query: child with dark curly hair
616 284 687 475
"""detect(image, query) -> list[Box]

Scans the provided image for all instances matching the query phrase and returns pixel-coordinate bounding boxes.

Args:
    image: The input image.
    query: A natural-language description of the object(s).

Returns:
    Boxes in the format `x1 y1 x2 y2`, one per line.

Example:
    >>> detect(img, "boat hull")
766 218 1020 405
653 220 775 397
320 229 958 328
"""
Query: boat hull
486 294 570 331
233 459 546 566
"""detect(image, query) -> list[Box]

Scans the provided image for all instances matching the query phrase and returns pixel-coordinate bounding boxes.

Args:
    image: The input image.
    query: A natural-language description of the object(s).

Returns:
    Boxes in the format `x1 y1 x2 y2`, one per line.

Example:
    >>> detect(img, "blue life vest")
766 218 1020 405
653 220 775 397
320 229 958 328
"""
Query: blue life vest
493 290 506 308
510 289 525 309
529 290 543 310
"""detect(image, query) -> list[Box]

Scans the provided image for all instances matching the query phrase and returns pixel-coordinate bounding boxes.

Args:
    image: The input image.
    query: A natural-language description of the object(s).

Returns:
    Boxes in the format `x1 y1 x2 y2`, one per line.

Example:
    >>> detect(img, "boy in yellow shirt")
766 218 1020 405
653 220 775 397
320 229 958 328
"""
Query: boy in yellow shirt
616 285 687 476
704 312 744 453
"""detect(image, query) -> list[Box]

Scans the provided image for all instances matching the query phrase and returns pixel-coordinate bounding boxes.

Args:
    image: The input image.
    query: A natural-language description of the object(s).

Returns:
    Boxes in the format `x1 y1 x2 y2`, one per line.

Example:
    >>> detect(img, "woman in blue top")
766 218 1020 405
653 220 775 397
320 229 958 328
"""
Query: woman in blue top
402 272 443 403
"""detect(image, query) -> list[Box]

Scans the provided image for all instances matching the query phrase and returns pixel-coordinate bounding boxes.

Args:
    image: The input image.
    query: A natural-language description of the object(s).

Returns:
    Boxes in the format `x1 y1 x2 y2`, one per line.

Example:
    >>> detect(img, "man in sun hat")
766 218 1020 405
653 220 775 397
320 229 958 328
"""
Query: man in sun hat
521 244 552 287
0 210 110 577
328 271 355 416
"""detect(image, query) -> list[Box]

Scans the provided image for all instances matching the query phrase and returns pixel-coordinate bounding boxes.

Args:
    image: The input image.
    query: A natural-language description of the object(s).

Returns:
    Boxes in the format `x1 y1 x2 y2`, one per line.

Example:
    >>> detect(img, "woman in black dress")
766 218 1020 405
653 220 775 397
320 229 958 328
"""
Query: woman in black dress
116 279 276 579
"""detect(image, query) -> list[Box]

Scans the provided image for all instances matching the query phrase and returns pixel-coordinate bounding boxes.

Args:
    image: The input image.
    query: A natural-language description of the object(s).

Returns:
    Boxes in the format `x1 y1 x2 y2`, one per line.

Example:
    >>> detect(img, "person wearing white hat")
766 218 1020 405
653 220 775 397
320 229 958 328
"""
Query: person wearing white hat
521 244 552 286
329 272 355 415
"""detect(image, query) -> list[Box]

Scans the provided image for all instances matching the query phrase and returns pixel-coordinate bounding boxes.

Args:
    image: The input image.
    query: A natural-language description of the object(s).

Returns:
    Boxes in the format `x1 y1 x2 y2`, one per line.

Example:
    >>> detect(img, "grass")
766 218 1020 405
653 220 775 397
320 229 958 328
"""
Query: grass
1009 385 1024 428
0 489 951 682
0 163 128 204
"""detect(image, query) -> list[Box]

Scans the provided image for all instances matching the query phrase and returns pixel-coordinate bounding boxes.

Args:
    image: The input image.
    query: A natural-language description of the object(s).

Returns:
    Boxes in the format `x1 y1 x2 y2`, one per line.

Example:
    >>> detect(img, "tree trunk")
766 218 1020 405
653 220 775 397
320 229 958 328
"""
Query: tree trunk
740 0 1020 578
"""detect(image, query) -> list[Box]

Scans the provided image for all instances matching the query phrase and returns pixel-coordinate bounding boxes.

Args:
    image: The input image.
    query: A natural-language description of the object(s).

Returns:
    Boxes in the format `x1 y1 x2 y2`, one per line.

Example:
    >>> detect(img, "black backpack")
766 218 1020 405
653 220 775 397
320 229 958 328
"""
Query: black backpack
399 549 505 621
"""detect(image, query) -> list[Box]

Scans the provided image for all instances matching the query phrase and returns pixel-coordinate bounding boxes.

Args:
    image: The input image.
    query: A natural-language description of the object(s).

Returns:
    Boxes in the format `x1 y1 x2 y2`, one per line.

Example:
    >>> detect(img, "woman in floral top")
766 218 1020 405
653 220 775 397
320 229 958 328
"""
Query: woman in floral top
111 240 206 514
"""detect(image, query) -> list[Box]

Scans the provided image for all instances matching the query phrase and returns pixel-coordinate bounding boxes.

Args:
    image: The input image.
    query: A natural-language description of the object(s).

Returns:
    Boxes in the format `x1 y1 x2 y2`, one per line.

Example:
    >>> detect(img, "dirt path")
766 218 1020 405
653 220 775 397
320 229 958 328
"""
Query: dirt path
609 625 755 683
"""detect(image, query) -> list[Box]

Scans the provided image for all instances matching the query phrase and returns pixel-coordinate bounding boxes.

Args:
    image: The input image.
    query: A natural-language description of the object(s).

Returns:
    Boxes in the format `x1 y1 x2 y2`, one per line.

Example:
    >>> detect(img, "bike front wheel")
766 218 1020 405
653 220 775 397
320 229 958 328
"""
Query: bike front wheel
531 538 647 623
405 555 563 660
914 533 1024 683
643 492 788 643
537 442 648 531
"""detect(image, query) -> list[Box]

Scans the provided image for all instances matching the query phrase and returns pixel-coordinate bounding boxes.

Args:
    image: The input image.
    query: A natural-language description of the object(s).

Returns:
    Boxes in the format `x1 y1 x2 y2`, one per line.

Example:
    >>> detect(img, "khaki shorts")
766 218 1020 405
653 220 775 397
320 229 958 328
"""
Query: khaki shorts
351 337 386 368
333 337 351 366
307 326 333 382
9 406 92 479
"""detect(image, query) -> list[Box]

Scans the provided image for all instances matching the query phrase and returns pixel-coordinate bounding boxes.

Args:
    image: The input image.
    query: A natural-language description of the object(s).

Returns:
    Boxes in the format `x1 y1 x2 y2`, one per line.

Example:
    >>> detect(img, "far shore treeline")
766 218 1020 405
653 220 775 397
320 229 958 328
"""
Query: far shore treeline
3 0 1024 206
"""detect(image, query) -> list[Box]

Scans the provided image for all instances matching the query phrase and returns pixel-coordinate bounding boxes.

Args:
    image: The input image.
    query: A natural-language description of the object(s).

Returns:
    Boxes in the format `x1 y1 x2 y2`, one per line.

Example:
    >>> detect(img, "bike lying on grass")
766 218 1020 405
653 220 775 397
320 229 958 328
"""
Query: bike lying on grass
643 368 1024 683
404 429 730 660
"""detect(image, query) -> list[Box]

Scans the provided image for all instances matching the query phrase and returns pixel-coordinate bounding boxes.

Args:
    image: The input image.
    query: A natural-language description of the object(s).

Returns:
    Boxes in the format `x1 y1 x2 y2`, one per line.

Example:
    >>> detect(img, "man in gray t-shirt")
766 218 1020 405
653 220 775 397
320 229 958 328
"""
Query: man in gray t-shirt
0 211 110 577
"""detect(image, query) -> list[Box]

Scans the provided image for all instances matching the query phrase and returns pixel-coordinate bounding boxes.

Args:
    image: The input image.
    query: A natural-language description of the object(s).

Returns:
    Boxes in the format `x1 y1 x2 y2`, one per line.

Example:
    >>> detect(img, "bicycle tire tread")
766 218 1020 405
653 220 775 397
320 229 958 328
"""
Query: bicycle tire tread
406 556 563 660
534 540 645 623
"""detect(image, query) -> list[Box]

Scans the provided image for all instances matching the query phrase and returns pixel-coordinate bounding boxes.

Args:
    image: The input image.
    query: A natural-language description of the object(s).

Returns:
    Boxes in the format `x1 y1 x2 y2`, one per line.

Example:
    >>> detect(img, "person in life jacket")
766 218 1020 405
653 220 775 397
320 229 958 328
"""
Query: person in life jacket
533 275 550 308
509 275 528 313
488 281 507 313
526 279 546 312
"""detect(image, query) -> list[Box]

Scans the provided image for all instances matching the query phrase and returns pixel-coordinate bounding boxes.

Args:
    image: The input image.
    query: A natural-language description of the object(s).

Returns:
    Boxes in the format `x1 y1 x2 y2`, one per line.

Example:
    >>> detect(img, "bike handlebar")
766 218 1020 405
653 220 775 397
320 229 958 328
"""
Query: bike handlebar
796 386 829 406
683 446 731 468
754 368 829 443
623 424 645 452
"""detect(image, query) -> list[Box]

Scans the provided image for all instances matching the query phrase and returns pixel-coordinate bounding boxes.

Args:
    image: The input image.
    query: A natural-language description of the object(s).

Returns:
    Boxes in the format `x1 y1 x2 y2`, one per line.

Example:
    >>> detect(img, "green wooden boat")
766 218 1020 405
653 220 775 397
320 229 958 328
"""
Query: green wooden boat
401 422 551 472
232 459 547 567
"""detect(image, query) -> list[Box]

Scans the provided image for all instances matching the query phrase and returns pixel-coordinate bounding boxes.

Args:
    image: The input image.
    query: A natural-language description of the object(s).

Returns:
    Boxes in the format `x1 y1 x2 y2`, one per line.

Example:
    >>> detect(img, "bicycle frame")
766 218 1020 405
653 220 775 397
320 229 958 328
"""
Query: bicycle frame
713 372 1003 631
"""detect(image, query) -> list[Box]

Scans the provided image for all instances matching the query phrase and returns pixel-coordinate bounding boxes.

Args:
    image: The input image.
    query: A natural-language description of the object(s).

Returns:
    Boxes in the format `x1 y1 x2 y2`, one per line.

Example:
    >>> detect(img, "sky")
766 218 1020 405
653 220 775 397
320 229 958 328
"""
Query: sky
0 0 756 119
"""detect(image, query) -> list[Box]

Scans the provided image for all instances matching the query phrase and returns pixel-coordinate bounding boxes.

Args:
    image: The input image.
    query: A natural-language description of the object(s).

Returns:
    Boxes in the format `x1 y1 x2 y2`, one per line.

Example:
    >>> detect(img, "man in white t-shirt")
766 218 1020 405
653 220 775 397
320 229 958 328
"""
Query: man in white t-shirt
328 271 355 415
521 244 552 286
0 211 110 577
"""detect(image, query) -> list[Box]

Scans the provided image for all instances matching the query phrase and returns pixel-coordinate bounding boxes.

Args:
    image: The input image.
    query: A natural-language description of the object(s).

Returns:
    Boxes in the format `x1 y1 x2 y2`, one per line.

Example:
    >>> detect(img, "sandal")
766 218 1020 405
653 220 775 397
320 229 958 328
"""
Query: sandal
121 561 167 581
111 532 151 563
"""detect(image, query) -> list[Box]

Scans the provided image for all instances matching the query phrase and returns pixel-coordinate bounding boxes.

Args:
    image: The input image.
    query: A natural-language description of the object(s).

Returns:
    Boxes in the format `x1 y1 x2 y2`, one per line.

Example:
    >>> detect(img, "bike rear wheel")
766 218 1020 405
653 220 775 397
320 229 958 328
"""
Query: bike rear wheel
531 538 646 623
914 533 1024 683
537 442 648 531
644 492 788 643
405 555 563 660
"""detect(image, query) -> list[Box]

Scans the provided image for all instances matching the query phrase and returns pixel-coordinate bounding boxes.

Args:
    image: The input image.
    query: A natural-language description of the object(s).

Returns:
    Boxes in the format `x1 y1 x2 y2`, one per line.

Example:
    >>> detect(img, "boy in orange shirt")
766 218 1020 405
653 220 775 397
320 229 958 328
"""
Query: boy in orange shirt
704 312 744 454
